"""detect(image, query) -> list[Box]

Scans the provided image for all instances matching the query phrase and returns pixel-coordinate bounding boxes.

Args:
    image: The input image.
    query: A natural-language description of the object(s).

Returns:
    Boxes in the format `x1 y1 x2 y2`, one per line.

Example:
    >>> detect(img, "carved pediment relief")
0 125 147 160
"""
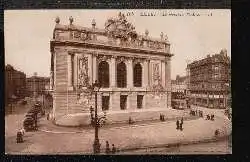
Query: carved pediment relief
105 12 136 40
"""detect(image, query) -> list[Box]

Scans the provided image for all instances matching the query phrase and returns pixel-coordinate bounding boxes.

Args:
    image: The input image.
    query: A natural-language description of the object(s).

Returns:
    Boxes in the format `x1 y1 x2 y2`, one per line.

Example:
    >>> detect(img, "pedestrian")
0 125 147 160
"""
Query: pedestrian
105 141 110 154
211 114 214 121
180 122 183 131
16 130 24 143
180 117 184 125
176 120 180 130
111 144 116 154
180 117 183 131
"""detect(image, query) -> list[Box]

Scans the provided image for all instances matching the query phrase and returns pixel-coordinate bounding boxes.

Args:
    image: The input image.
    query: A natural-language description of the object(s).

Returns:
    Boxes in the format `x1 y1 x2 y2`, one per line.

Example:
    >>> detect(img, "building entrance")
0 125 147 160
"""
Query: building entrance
120 95 127 110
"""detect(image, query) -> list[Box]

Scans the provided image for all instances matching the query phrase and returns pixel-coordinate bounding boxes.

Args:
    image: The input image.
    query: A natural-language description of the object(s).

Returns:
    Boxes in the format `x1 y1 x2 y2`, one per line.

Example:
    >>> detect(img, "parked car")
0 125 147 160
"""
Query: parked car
25 112 36 119
23 117 35 131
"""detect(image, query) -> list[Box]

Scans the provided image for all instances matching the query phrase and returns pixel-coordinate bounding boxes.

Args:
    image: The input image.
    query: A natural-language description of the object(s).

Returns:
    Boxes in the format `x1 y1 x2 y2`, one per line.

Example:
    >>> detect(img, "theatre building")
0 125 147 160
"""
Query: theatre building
50 13 173 125
187 49 231 109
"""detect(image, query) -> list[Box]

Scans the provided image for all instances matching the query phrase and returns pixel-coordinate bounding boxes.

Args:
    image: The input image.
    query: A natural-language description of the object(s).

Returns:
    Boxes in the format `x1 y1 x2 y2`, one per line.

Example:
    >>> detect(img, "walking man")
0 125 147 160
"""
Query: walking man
111 144 116 154
105 141 110 154
180 117 184 131
176 120 180 130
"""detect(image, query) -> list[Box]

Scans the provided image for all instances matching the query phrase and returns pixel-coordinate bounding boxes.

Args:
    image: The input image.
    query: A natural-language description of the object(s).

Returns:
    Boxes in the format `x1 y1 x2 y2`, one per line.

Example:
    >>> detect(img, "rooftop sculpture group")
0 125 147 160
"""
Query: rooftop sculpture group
53 12 170 54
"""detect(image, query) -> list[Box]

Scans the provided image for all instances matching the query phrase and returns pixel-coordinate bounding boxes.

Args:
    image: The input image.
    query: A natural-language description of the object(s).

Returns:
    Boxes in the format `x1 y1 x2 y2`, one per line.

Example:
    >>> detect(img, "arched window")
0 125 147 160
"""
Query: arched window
117 62 127 88
133 63 142 87
98 61 109 88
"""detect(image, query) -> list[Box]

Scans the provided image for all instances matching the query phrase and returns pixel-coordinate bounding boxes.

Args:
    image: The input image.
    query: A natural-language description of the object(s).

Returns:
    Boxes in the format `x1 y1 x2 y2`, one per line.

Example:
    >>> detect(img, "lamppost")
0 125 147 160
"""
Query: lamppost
88 80 106 154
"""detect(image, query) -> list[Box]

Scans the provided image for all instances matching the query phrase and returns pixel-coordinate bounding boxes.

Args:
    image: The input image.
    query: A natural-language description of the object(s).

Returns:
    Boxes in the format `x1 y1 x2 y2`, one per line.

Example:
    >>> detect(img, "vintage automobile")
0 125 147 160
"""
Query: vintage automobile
23 116 35 131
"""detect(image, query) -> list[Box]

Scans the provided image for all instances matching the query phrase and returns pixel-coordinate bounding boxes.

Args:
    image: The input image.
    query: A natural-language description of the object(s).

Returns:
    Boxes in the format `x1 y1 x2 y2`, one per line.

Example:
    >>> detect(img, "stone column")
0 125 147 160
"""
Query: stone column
165 58 171 108
127 58 133 88
52 52 57 118
67 54 73 90
161 60 166 88
92 54 97 83
109 92 113 111
148 60 151 86
74 54 77 87
50 52 54 90
110 56 116 88
88 54 92 85
143 60 149 88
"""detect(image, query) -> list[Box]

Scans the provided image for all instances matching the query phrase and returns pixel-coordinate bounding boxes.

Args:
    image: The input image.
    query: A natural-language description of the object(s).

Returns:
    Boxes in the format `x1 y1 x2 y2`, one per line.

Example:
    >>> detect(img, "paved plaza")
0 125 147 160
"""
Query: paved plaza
5 103 231 154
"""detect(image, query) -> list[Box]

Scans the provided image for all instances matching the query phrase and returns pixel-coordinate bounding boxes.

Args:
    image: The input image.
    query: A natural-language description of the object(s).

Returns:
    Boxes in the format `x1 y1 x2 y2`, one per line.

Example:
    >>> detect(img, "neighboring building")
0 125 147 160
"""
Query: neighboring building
171 75 188 93
187 49 231 109
5 64 26 104
26 74 50 97
171 75 189 109
50 13 173 123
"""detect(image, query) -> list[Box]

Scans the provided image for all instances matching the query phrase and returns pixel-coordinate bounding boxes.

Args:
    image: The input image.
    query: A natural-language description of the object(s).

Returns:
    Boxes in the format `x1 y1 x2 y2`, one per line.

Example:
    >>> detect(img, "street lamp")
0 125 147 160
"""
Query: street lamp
88 80 107 154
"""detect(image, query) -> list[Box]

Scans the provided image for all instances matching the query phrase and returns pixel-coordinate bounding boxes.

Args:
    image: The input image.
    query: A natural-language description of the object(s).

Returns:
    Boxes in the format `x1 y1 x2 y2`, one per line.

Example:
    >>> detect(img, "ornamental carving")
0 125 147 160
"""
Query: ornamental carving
78 56 89 88
73 31 89 41
116 56 129 64
97 55 111 63
153 63 161 82
105 12 136 40
133 58 144 65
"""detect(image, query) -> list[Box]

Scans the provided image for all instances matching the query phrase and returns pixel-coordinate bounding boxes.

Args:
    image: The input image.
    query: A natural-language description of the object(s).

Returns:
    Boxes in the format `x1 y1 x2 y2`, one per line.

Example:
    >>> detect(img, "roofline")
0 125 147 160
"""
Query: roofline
50 39 174 57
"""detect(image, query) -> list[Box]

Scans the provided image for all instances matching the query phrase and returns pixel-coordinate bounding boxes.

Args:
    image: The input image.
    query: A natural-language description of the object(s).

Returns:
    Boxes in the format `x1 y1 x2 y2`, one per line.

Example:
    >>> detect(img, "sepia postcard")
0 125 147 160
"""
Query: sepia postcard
4 9 231 155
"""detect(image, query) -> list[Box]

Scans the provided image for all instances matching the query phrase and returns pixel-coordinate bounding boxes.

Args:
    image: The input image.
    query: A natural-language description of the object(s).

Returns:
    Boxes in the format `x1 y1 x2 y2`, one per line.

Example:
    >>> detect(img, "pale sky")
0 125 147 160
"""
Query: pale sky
4 9 231 79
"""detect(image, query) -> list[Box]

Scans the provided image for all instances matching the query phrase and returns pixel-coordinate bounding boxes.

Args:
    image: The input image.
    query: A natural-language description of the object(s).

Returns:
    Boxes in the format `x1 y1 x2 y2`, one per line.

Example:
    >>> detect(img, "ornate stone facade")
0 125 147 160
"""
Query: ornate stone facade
187 49 231 109
50 13 173 121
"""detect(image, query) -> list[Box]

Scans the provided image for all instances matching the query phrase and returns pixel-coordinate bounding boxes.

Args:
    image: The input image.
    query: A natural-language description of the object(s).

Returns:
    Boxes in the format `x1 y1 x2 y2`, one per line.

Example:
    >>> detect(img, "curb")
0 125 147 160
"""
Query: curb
117 135 230 153
38 116 200 134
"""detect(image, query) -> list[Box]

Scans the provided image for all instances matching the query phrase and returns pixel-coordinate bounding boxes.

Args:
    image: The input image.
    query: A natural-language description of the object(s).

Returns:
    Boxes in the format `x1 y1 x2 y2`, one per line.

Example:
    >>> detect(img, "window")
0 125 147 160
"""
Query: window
137 95 143 109
102 96 110 111
98 61 109 88
214 74 219 79
117 62 127 88
133 63 142 87
120 95 127 110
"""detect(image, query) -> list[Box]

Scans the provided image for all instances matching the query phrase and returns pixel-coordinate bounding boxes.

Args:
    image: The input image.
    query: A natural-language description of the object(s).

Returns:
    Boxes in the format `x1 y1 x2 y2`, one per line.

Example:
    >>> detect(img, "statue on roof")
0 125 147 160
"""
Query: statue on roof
105 12 136 40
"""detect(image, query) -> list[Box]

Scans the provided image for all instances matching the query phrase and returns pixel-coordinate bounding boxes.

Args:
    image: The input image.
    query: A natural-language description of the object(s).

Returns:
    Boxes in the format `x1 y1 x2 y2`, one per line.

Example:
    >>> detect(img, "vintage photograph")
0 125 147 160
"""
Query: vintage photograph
5 9 231 154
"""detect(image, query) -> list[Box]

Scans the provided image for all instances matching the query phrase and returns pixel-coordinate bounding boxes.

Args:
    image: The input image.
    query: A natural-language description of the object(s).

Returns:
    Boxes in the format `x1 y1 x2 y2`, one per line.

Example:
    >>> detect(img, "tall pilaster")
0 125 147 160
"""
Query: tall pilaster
92 54 97 83
73 54 77 87
110 56 116 88
165 58 171 108
148 60 151 87
127 59 133 88
143 60 149 88
161 60 166 88
67 54 73 90
50 52 54 90
88 54 92 85
52 52 57 118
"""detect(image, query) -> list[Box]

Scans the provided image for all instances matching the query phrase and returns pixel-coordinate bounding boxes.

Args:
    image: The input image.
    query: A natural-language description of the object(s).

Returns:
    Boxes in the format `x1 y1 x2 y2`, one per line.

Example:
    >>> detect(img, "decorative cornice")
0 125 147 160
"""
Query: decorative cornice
50 40 172 57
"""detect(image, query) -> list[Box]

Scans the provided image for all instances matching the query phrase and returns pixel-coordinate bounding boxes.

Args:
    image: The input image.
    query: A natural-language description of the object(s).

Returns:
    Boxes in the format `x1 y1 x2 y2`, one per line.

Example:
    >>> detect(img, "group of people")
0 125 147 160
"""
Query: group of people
190 109 216 121
176 117 184 131
105 141 117 154
190 109 203 117
160 114 166 121
206 114 215 121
